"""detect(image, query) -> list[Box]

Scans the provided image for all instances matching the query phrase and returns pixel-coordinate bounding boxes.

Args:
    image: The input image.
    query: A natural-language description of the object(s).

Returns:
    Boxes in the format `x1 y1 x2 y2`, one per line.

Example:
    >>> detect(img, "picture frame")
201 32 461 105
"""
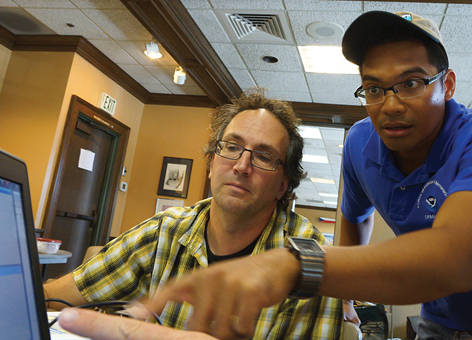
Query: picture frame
155 198 184 214
158 157 193 198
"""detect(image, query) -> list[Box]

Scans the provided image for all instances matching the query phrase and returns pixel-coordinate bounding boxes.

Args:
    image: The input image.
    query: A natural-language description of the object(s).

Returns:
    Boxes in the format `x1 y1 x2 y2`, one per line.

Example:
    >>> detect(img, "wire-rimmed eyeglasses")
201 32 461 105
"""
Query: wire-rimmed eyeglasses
354 69 446 106
215 140 285 171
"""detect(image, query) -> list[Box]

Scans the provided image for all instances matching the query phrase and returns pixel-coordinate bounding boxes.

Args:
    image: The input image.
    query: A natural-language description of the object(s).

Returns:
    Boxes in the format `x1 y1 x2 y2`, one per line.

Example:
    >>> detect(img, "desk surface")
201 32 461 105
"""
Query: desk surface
39 250 72 264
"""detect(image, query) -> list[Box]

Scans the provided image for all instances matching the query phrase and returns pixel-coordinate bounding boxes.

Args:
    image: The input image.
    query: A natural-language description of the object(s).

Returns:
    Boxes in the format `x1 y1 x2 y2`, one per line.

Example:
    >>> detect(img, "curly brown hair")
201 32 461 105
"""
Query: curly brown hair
204 87 305 209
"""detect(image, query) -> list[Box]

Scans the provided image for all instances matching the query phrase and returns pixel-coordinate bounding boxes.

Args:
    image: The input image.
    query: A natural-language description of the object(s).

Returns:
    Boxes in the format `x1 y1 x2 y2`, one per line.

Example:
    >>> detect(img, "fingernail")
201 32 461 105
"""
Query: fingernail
59 308 79 324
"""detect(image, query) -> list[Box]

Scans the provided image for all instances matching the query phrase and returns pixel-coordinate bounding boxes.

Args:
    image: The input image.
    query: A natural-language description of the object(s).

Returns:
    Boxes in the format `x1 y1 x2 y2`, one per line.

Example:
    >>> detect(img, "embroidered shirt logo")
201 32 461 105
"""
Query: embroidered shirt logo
426 196 437 211
416 180 447 219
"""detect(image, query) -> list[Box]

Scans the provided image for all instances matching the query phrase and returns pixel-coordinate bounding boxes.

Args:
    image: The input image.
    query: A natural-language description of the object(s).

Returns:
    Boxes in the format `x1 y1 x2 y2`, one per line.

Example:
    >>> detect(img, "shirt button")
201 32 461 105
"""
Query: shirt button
400 186 406 190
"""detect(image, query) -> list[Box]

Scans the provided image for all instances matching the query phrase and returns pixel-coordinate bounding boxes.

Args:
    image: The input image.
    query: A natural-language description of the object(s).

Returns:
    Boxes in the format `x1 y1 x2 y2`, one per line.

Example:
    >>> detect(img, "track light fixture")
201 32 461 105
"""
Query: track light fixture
173 67 186 85
144 41 162 59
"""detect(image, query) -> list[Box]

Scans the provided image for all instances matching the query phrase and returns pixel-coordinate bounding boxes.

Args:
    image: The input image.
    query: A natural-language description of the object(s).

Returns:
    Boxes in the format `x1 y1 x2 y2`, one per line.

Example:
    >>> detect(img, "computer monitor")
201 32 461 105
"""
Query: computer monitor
0 149 50 339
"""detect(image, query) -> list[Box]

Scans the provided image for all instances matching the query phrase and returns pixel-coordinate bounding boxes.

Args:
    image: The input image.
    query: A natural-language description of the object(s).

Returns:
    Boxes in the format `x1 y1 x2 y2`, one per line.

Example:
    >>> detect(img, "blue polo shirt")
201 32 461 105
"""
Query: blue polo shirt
341 99 472 331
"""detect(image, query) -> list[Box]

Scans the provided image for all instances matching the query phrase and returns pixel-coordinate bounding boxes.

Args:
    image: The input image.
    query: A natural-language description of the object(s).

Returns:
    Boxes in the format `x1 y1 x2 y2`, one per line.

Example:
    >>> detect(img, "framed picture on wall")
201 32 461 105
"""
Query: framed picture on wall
155 198 184 214
158 157 193 198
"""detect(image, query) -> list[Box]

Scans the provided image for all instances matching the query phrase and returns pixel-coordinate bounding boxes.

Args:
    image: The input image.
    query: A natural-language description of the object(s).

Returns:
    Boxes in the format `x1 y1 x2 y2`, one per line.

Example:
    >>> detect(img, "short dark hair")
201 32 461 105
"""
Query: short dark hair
204 87 305 209
359 33 449 74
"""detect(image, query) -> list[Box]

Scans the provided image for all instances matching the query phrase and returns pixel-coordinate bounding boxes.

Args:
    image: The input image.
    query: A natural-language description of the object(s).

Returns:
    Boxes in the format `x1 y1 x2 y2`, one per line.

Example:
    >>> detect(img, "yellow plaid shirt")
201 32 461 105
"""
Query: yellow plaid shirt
73 198 343 339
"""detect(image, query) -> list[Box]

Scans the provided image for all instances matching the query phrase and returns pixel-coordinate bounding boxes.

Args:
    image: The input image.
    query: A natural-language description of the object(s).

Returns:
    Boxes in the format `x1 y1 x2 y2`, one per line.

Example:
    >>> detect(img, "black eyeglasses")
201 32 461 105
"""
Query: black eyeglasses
215 140 285 171
354 69 446 106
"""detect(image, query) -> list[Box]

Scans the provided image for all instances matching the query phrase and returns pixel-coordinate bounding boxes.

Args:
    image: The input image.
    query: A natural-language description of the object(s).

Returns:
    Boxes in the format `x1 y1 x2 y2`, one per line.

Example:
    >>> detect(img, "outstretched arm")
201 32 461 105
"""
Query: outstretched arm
58 308 218 340
147 191 472 338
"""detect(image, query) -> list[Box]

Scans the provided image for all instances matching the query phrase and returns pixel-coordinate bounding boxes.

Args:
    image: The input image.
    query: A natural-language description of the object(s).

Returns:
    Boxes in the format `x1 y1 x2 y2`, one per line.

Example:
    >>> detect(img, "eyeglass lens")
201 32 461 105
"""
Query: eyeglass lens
217 141 279 170
360 80 426 105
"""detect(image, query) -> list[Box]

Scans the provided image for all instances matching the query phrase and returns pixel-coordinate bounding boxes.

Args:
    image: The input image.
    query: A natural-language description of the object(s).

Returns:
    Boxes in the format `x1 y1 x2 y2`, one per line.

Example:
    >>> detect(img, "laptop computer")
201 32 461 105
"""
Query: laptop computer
0 148 50 339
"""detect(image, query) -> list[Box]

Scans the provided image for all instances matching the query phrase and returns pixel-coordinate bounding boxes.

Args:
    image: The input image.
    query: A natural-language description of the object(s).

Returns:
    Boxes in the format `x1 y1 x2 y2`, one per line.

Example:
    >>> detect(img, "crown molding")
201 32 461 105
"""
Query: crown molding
0 27 218 107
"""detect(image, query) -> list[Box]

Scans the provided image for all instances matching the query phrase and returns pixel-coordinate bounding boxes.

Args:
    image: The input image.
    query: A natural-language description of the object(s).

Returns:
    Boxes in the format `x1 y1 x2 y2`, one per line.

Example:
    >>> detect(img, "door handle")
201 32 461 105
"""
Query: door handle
56 210 94 222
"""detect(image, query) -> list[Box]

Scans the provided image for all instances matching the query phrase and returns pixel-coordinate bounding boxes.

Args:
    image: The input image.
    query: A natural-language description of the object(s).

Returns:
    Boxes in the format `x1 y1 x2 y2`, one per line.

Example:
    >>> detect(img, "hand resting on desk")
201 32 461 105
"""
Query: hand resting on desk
59 308 219 340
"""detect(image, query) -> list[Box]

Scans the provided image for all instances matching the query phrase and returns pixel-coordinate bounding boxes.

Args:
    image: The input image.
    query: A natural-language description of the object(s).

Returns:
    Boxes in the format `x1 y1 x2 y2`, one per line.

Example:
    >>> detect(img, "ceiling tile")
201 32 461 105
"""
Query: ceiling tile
25 8 108 39
0 0 17 6
14 0 75 8
236 44 303 72
250 70 308 92
70 0 126 9
208 0 284 10
89 39 137 64
118 41 178 67
0 7 55 34
187 9 230 43
82 9 151 41
288 10 361 46
446 3 472 15
164 84 206 96
227 68 256 89
145 65 177 85
211 43 246 69
310 93 360 106
320 127 346 141
449 52 472 80
284 0 361 11
441 15 472 54
141 83 172 94
266 90 312 103
180 0 212 9
306 73 360 94
117 64 158 84
453 81 472 108
364 1 447 14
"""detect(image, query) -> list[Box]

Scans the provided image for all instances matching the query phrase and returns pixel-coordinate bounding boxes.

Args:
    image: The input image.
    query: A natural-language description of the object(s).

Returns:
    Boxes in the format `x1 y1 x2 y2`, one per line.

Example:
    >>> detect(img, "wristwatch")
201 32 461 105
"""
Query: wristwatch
286 237 325 299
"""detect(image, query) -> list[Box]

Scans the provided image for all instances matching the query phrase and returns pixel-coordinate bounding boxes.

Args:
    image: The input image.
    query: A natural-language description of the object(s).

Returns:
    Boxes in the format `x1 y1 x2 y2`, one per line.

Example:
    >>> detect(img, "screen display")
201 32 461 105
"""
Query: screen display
0 177 42 339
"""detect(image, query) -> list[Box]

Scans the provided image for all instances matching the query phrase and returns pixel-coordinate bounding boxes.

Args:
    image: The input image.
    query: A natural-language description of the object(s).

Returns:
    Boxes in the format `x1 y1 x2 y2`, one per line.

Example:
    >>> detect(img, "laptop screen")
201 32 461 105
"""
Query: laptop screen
0 149 50 340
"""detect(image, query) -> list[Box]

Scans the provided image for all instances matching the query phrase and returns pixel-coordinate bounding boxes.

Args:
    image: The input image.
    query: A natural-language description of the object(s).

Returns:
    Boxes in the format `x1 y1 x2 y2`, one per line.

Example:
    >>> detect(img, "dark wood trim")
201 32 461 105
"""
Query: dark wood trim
292 102 368 127
0 28 215 107
121 0 242 106
295 204 336 212
147 93 215 107
0 25 15 49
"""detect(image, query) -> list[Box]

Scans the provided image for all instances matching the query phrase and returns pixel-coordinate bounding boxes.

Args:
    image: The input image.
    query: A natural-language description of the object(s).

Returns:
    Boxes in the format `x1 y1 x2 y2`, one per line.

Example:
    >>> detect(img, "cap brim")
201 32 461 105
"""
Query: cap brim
342 11 440 66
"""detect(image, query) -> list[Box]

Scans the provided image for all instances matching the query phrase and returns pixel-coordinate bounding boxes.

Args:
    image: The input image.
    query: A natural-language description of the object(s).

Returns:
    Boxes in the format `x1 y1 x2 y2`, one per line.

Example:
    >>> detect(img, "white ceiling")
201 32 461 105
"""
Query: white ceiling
1 0 470 209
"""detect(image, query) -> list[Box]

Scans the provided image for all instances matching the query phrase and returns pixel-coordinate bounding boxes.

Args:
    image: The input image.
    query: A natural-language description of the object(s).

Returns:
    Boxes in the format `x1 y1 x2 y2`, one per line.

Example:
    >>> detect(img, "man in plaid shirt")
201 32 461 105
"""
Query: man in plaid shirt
46 88 346 340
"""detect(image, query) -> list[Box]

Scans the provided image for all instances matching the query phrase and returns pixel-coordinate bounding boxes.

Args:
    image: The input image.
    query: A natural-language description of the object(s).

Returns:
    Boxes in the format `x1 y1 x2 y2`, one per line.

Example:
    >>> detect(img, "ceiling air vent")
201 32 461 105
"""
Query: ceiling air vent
216 10 294 44
227 13 285 40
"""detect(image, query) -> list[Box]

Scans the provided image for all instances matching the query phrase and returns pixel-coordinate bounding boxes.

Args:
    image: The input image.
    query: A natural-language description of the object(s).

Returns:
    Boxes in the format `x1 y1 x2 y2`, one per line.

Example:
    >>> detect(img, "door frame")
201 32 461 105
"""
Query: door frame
42 95 130 245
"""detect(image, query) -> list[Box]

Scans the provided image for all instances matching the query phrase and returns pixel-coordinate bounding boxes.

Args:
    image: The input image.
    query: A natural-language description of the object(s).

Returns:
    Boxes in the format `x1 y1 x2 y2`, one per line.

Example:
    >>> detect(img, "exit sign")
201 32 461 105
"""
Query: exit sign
98 92 117 115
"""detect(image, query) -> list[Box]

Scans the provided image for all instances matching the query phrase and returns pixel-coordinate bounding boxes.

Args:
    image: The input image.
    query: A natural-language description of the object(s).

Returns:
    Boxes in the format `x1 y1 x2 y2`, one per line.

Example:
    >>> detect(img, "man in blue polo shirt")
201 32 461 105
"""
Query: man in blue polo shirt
339 11 472 338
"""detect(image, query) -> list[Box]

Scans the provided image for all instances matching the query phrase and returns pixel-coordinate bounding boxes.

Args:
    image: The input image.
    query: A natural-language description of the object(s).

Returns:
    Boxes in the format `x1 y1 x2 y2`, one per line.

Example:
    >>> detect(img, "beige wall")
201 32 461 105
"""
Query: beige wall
120 104 212 233
0 50 144 238
0 51 74 220
0 44 11 93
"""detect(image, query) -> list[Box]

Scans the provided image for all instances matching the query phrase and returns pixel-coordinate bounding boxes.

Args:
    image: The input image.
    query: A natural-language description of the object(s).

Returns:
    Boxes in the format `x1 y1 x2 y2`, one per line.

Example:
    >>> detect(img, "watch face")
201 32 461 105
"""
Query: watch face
298 242 319 251
290 237 323 252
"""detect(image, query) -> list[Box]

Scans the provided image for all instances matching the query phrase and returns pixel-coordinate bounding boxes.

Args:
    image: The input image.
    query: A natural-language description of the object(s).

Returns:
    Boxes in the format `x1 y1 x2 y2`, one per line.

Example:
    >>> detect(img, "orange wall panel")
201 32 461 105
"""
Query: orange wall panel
120 104 212 233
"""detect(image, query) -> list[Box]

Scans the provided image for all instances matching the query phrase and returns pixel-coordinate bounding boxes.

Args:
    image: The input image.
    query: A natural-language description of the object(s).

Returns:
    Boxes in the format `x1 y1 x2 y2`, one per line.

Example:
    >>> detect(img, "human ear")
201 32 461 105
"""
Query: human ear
276 175 289 201
208 155 215 179
443 69 456 101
